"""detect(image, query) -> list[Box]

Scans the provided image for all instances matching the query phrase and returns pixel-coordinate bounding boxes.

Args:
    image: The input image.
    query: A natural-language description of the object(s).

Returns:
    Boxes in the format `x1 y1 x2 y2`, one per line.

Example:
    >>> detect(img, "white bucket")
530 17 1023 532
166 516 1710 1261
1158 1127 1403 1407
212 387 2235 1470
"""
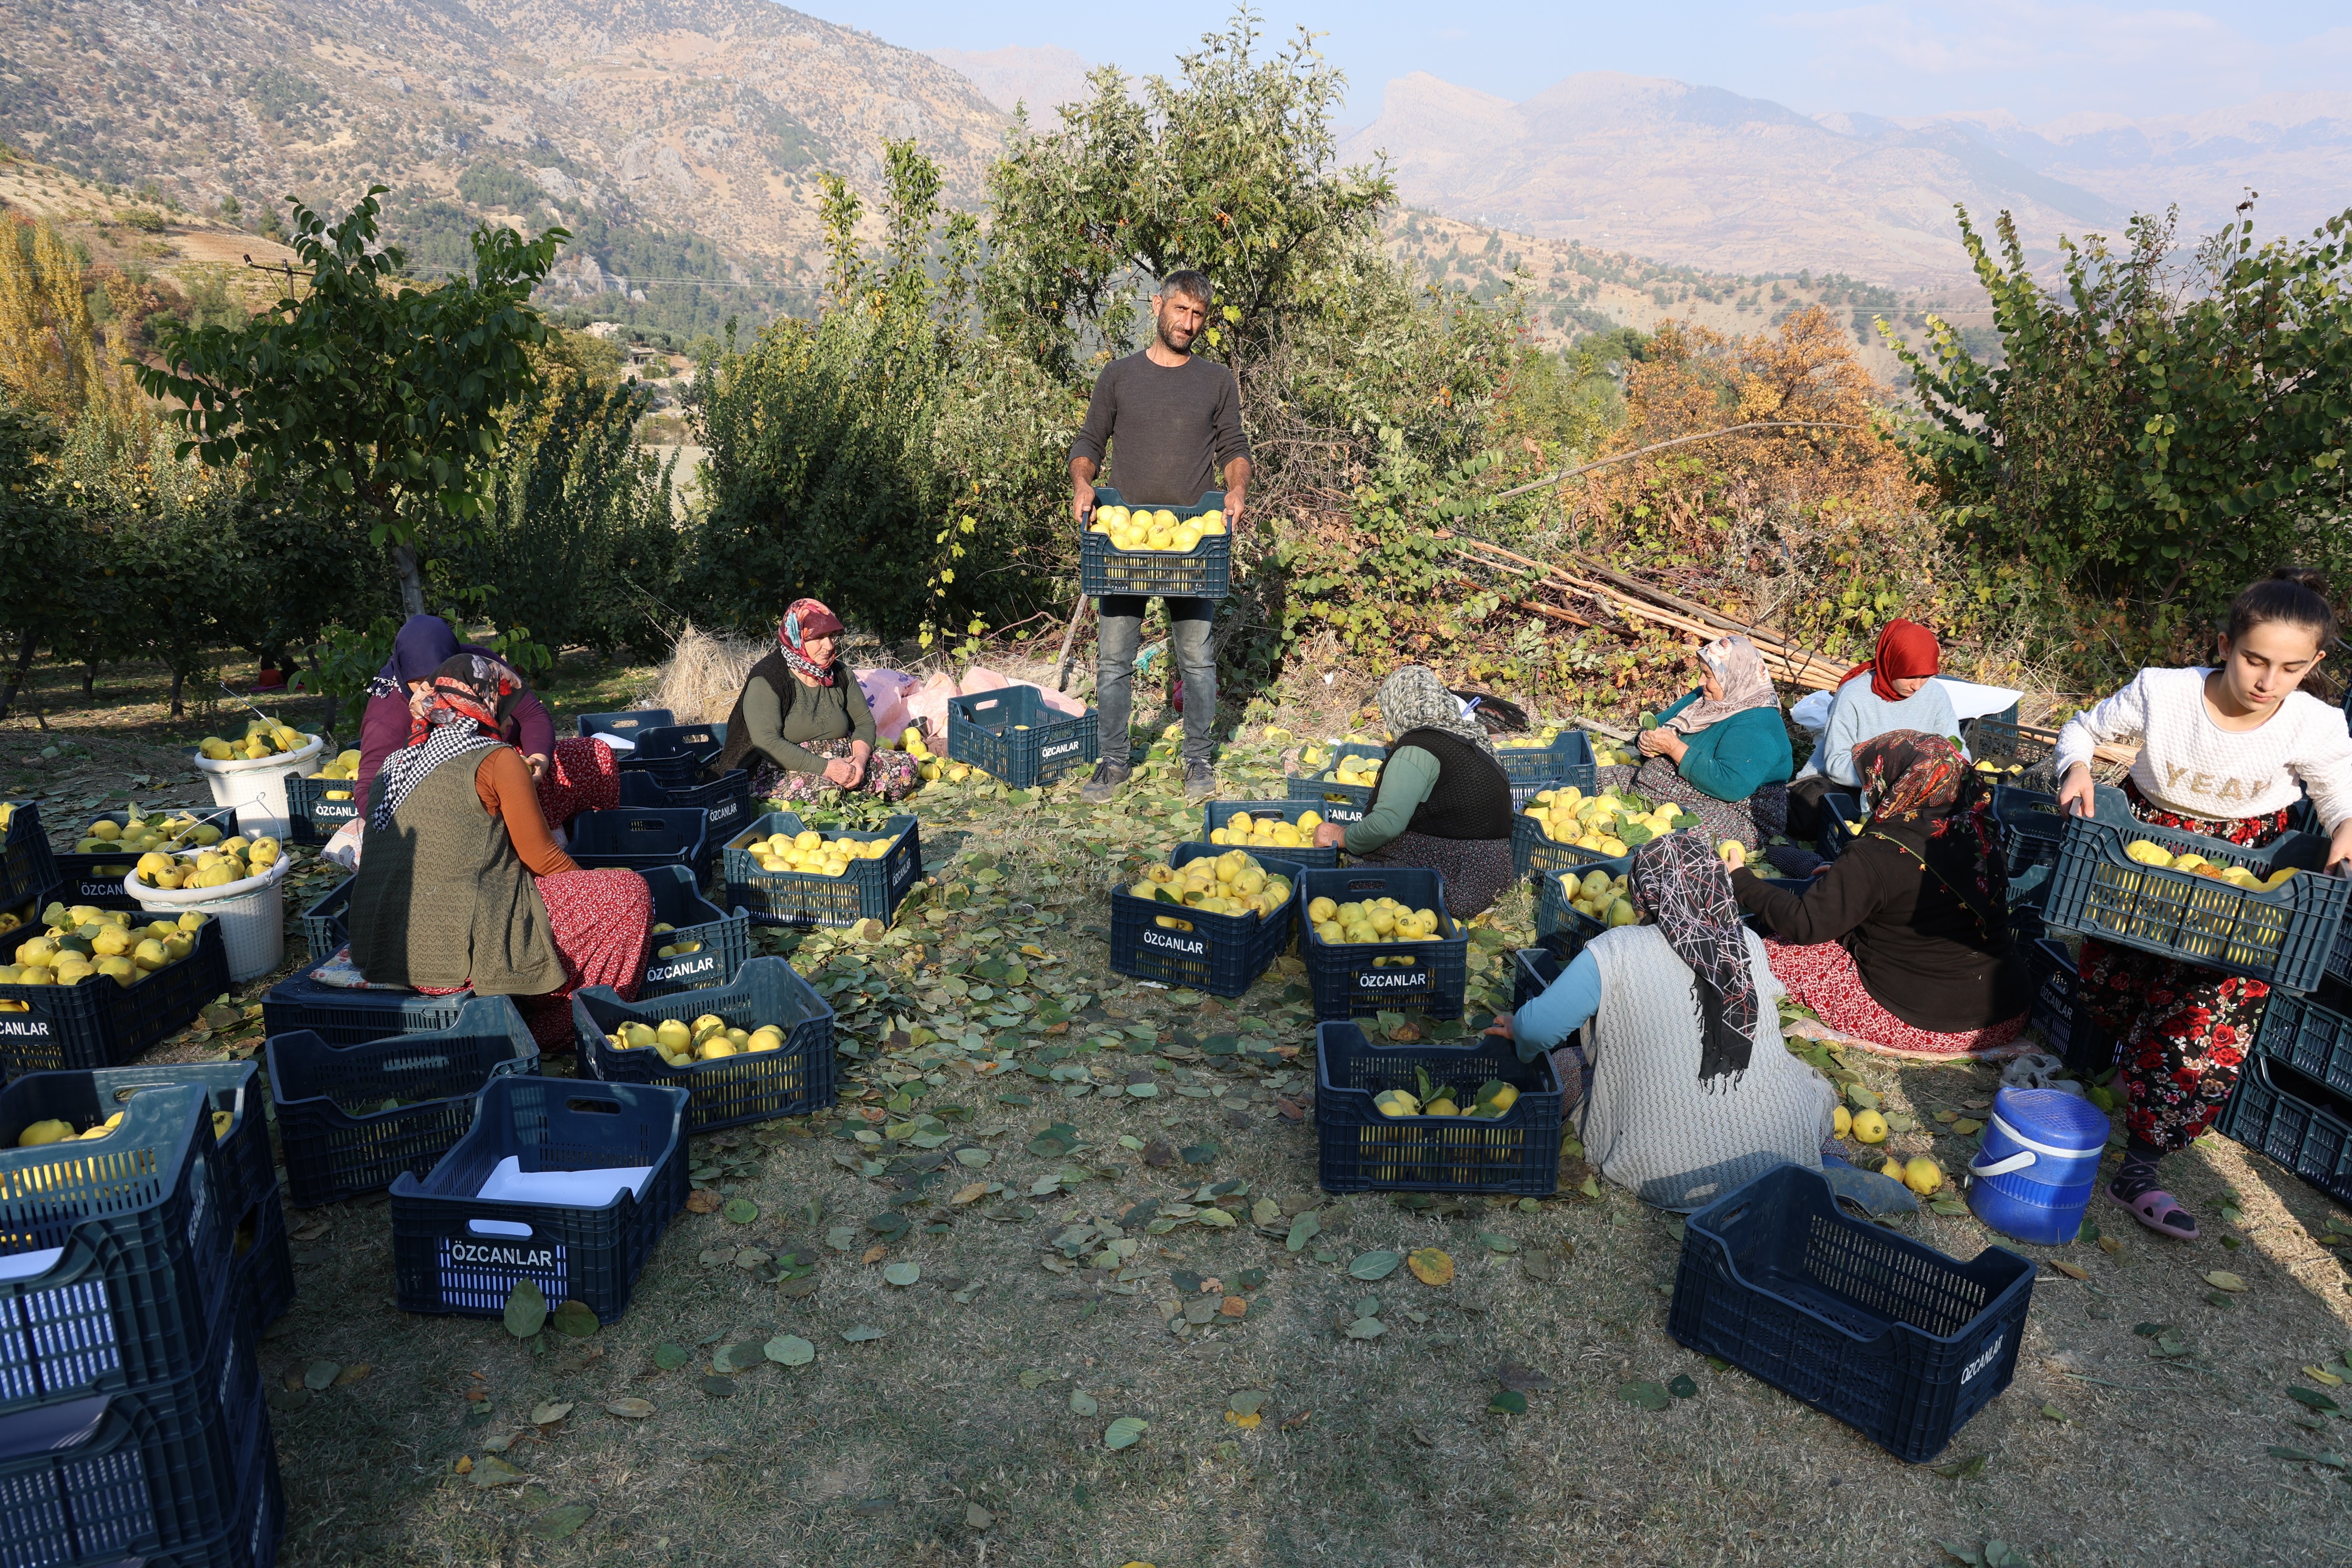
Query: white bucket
190 733 324 840
126 854 294 981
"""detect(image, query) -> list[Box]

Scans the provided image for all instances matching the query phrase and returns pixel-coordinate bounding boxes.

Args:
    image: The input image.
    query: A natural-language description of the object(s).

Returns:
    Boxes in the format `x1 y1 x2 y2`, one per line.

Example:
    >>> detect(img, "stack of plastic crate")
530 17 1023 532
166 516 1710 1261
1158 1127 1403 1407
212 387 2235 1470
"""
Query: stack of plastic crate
0 1080 283 1565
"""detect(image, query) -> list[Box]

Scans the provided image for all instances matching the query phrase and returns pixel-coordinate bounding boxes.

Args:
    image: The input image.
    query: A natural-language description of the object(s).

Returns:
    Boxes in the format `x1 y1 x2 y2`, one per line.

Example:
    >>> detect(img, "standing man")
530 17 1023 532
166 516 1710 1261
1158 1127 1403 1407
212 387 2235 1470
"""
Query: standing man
1069 269 1253 803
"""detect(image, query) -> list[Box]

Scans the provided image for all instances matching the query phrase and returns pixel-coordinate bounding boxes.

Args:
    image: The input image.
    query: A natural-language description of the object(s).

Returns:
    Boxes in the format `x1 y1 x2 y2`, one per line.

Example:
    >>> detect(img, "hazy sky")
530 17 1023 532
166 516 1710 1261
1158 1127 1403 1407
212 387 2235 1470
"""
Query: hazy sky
806 0 2352 124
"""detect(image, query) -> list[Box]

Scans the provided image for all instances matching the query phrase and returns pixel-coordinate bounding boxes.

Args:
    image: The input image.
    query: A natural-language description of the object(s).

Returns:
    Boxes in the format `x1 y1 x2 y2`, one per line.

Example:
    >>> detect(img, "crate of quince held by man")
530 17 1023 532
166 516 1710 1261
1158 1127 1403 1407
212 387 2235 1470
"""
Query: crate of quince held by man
1078 487 1231 599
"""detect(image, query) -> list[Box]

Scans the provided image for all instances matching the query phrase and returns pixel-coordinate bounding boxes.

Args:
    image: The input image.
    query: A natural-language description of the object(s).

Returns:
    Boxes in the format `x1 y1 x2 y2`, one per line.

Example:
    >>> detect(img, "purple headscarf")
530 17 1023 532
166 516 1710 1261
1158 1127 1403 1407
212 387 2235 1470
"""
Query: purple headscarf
365 615 465 703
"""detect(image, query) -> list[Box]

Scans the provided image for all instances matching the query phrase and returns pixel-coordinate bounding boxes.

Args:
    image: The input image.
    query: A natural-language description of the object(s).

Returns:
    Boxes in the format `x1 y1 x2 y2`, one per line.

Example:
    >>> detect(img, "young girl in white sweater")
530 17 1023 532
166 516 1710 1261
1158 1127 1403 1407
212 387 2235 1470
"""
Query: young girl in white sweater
2055 569 2352 1241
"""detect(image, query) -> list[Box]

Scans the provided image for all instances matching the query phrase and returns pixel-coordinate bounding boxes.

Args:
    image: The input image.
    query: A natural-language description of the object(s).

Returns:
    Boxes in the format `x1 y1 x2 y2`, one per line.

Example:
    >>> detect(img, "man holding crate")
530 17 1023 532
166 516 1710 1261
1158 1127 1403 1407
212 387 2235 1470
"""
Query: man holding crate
1070 270 1253 803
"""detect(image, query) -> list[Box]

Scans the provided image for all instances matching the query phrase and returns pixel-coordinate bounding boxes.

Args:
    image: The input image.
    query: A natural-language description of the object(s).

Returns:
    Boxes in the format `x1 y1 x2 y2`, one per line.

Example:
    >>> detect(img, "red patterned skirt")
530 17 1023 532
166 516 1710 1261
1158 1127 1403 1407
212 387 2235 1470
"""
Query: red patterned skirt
2076 783 2292 1153
1762 937 2029 1061
537 736 620 829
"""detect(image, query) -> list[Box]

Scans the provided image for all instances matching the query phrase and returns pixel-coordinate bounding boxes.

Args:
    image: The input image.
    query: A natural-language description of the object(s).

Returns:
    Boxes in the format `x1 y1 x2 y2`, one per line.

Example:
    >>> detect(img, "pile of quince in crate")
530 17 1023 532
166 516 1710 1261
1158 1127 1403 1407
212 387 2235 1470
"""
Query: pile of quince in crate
16 1105 234 1146
1372 1069 1520 1120
0 904 211 999
70 809 228 856
1306 894 1445 946
1088 504 1227 554
739 827 896 878
1127 851 1295 920
1207 810 1323 851
1295 745 1382 789
1557 865 1642 928
603 1013 789 1067
1523 785 1696 851
2122 839 2300 890
302 748 367 798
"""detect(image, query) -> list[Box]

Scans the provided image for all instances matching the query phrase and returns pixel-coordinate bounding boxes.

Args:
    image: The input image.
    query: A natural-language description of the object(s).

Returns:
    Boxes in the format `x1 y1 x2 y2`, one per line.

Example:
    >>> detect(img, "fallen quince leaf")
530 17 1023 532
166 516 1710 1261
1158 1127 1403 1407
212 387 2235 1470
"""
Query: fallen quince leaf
1406 1247 1454 1286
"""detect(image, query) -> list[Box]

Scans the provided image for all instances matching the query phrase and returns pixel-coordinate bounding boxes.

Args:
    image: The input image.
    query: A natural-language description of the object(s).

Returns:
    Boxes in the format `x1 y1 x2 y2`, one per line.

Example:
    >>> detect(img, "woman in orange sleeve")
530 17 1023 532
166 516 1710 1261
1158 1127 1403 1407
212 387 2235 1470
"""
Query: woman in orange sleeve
347 653 652 1045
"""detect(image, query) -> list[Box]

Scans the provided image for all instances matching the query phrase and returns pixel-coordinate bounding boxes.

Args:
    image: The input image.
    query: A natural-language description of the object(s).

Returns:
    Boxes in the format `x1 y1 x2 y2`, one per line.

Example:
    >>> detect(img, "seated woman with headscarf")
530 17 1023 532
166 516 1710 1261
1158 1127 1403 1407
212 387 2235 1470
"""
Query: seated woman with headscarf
1731 732 2031 1061
713 599 916 803
347 654 652 1046
1486 834 1837 1210
1630 635 1794 848
355 614 616 832
1310 666 1515 918
1780 618 1956 844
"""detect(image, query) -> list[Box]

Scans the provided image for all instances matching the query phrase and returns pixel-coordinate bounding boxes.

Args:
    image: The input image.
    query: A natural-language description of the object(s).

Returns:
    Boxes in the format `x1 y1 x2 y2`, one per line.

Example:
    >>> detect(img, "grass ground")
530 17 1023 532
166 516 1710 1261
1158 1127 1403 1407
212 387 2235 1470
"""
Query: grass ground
8 647 2352 1568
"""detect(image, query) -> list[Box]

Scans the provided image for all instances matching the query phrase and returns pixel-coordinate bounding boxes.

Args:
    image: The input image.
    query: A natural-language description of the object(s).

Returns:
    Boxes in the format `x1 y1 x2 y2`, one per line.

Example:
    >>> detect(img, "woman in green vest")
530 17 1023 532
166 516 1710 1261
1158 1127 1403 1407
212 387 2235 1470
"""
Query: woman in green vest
1630 635 1794 849
1311 665 1516 917
712 599 917 802
347 654 653 1045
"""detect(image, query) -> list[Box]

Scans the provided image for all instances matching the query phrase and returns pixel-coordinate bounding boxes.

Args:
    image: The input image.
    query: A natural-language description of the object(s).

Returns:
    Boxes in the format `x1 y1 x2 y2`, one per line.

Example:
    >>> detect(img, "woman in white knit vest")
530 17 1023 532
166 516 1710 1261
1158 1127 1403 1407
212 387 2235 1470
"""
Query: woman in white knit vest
1486 833 1837 1210
2056 569 2352 1242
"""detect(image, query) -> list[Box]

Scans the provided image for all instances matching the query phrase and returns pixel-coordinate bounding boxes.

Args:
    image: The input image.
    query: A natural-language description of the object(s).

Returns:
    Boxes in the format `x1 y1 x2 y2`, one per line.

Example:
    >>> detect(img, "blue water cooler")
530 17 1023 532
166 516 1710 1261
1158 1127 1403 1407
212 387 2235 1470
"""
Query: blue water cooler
1966 1086 2112 1245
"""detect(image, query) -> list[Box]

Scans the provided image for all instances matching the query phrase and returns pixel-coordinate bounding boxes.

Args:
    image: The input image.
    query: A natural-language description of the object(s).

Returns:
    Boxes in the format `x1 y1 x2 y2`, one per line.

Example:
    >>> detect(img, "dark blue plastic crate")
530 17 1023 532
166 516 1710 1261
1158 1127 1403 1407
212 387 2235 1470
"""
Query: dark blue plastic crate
567 808 710 882
1669 1163 2036 1464
946 687 1099 788
2045 814 2344 992
637 865 750 998
0 920 230 1076
572 956 836 1133
2250 984 2352 1103
1963 716 2058 773
0 1084 236 1417
2219 1054 2352 1205
1818 790 1864 862
266 995 541 1209
1077 486 1231 599
0 1299 270 1564
0 802 59 913
1532 854 1637 954
1108 846 1303 998
722 811 922 929
576 709 674 742
1194 800 1340 870
279 770 359 848
1510 803 1647 882
618 765 755 844
259 973 472 1048
389 1075 690 1325
2024 937 2114 1077
1313 1022 1563 1195
617 722 727 791
1511 947 1563 1012
1492 730 1598 794
1284 742 1388 828
0 1062 272 1233
231 1187 293 1334
1298 866 1469 1021
297 876 351 965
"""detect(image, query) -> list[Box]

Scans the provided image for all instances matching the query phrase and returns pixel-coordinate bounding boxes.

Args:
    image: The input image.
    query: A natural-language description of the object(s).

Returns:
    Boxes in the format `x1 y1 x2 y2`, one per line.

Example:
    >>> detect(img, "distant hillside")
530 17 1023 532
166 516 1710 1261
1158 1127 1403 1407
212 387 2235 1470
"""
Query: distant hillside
923 45 1097 128
0 0 1010 339
1345 72 2124 287
1381 209 1997 385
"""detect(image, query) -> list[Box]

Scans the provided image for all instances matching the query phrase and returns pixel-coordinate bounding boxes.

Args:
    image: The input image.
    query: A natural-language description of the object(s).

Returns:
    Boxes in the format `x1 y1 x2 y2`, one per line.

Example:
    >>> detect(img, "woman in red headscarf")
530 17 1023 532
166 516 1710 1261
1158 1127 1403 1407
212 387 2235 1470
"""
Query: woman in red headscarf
713 599 917 802
346 653 652 1047
1777 619 1957 848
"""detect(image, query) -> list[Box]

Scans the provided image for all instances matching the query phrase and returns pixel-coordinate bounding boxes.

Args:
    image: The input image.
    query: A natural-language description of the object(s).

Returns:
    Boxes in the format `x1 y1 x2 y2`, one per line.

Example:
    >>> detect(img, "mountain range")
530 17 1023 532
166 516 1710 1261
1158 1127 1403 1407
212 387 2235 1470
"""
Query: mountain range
1340 72 2352 286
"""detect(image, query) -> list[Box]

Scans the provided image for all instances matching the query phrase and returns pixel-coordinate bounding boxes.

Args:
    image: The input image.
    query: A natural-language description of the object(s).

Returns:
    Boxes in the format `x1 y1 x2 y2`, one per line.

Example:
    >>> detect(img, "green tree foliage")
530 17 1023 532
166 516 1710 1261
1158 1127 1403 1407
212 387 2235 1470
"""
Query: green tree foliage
137 187 567 616
1894 201 2352 654
0 394 61 719
982 10 1391 380
687 143 1074 645
463 375 678 664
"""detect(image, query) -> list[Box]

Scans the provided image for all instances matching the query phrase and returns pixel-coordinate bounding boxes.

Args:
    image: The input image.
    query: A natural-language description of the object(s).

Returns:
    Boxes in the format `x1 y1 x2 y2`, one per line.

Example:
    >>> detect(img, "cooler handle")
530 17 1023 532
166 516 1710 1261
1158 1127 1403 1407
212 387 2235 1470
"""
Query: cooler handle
1969 1148 2036 1178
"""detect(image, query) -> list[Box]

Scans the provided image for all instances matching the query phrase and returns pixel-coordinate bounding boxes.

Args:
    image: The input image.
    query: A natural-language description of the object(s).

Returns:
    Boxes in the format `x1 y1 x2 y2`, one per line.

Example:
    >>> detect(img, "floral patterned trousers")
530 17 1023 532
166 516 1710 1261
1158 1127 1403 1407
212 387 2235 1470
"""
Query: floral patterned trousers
2075 784 2292 1153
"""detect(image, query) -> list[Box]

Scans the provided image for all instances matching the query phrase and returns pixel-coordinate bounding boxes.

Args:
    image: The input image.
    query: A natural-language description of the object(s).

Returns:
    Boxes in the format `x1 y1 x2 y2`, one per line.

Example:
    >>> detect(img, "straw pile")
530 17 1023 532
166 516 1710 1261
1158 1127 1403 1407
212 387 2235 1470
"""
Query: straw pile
640 623 765 723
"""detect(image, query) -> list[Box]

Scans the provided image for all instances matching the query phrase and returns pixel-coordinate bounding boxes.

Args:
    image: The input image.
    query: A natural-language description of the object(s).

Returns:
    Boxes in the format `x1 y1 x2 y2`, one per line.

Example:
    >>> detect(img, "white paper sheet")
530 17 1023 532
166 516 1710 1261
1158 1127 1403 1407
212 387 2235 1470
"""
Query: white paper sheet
474 1155 650 1208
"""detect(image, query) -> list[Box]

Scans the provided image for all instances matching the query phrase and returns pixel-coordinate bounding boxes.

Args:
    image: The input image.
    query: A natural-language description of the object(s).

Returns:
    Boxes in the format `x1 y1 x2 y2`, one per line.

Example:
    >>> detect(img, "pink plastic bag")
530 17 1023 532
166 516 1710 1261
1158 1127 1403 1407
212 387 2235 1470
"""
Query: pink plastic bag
902 672 962 742
856 667 919 740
